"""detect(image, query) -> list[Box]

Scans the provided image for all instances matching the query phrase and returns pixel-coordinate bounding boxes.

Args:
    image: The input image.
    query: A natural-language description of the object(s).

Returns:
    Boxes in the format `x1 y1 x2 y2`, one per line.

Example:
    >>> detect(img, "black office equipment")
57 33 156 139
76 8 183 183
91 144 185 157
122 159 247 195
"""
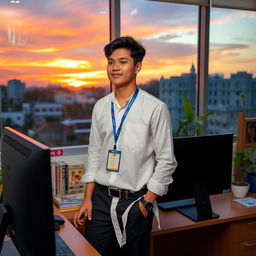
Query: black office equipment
176 182 219 221
157 134 233 213
54 215 65 225
55 233 76 256
54 215 65 231
0 127 75 256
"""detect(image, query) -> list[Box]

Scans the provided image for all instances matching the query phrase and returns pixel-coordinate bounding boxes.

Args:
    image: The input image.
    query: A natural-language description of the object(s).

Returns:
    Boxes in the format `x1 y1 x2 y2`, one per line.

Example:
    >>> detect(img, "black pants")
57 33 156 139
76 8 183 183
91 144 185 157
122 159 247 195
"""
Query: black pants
84 184 154 256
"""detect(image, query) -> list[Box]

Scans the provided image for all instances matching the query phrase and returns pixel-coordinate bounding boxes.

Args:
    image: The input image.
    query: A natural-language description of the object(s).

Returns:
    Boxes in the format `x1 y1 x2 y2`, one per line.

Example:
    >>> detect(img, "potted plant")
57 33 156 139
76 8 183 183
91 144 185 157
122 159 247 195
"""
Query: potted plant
232 146 256 197
245 146 256 193
175 92 213 137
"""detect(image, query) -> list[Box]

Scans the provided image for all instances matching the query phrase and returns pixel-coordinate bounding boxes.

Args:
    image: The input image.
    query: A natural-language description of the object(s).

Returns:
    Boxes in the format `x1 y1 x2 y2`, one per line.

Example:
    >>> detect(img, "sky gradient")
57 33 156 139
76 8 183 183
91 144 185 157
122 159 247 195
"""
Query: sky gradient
0 0 255 88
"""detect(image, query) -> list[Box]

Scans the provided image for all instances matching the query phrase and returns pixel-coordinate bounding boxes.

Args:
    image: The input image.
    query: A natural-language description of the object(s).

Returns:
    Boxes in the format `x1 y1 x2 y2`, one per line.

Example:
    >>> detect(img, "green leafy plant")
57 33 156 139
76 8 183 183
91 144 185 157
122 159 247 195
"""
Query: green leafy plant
175 92 213 137
233 145 256 185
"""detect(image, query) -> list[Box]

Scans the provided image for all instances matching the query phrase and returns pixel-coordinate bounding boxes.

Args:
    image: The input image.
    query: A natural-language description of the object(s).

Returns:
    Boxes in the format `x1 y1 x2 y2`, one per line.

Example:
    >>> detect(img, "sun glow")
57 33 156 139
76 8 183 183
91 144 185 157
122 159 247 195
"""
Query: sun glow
60 70 106 79
28 48 58 53
55 70 107 87
57 78 97 87
45 58 91 69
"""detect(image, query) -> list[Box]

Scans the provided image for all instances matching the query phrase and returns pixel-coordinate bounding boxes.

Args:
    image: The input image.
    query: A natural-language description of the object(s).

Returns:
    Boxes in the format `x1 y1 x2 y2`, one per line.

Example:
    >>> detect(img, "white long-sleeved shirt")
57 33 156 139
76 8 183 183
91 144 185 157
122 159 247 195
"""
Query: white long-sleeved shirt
81 88 177 196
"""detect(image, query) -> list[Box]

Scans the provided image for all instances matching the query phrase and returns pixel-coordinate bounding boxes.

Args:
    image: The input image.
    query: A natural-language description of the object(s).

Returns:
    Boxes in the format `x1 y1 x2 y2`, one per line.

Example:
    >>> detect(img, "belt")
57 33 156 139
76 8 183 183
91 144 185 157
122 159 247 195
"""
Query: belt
97 183 146 200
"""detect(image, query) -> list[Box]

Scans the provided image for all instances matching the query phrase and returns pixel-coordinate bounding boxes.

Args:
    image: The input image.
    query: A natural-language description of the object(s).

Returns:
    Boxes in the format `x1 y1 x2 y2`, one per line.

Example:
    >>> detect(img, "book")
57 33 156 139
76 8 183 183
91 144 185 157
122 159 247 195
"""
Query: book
233 197 256 207
51 161 69 196
51 161 58 195
57 160 68 196
53 193 84 212
59 207 80 213
54 193 84 206
67 164 85 194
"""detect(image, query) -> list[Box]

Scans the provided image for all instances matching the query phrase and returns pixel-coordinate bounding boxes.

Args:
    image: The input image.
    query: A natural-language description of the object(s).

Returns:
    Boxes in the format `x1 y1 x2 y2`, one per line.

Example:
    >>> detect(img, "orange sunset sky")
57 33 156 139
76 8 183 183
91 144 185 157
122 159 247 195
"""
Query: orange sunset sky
0 0 255 88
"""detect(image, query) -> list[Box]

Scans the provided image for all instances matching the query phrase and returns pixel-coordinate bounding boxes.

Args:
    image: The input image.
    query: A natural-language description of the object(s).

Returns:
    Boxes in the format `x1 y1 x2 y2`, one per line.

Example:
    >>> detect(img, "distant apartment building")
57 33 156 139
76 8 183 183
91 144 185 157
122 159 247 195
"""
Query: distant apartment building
2 111 25 127
208 72 256 134
159 67 256 135
54 91 77 104
62 119 91 133
22 103 32 116
0 85 7 101
54 91 96 105
33 102 63 121
159 64 196 132
7 79 25 101
32 118 92 146
62 118 91 144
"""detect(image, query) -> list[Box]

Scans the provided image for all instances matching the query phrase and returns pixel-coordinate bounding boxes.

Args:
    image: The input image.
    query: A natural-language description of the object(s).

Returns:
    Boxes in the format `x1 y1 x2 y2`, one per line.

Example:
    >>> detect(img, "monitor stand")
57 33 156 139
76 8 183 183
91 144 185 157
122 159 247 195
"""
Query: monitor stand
176 182 220 221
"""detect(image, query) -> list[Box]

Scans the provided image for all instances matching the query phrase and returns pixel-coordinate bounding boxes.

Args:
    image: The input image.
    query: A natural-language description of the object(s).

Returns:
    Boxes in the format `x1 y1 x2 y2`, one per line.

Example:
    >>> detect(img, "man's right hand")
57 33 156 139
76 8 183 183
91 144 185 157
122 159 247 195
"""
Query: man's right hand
73 199 92 228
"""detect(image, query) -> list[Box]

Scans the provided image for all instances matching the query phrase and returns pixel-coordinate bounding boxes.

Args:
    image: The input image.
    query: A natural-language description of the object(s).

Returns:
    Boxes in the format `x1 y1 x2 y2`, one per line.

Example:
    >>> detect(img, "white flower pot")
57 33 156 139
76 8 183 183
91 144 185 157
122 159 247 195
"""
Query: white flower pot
231 183 250 198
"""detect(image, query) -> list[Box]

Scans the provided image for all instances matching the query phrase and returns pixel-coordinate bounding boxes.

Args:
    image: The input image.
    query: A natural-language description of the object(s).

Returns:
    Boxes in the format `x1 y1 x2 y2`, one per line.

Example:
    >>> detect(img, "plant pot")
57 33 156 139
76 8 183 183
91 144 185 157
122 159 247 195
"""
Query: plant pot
247 173 256 193
231 182 250 198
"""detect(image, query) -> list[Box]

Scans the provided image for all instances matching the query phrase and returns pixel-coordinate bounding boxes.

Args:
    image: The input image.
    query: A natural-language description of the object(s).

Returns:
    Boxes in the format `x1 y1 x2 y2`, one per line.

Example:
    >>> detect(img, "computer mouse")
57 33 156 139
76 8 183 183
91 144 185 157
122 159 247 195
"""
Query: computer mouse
53 215 65 225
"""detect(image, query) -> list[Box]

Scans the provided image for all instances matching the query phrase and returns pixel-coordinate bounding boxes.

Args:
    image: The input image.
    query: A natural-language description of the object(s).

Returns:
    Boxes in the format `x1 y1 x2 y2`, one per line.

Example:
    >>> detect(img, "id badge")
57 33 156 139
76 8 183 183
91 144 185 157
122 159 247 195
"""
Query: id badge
106 149 121 172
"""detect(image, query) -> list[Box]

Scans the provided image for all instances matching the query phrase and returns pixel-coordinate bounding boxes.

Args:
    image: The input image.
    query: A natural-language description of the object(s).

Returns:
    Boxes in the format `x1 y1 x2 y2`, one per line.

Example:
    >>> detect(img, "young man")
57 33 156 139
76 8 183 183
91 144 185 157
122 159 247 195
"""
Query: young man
74 36 177 256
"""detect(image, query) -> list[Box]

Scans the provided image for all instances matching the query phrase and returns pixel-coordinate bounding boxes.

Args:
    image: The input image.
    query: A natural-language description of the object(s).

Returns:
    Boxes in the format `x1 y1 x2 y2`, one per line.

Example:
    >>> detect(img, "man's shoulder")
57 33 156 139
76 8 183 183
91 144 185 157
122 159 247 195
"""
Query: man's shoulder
94 93 112 107
139 88 166 108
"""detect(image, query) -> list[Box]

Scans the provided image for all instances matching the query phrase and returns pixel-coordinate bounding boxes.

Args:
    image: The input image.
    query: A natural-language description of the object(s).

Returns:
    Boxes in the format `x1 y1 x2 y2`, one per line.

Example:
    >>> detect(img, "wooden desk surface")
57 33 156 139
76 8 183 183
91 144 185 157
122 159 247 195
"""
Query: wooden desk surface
54 207 100 256
152 192 256 236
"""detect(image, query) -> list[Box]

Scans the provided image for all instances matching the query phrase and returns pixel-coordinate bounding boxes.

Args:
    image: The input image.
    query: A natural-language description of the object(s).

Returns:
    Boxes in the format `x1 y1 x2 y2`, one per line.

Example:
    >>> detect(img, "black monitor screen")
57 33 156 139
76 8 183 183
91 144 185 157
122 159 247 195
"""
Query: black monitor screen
158 134 233 204
1 127 55 255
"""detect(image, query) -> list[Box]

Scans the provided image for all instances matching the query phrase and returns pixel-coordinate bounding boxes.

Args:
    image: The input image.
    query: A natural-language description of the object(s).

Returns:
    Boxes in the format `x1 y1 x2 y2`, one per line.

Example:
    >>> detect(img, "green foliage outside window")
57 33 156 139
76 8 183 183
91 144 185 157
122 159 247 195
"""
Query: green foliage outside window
175 92 213 137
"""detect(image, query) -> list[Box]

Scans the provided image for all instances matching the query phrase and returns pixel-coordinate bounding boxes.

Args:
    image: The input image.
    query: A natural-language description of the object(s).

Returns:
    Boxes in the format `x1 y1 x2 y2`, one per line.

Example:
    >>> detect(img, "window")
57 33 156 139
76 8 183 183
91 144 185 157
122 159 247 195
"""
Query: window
121 0 198 136
0 0 109 146
0 1 255 144
208 7 256 135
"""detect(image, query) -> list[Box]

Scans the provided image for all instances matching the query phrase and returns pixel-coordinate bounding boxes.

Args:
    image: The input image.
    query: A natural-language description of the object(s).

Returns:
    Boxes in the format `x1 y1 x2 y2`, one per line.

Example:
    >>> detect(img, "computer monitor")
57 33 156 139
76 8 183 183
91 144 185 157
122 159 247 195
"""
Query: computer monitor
0 127 55 255
157 134 233 207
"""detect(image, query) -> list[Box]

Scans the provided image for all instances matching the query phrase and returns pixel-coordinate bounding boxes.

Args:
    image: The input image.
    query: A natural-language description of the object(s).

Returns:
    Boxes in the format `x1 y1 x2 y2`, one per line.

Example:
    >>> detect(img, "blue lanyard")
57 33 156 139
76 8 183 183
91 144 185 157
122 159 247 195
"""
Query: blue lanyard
111 88 139 149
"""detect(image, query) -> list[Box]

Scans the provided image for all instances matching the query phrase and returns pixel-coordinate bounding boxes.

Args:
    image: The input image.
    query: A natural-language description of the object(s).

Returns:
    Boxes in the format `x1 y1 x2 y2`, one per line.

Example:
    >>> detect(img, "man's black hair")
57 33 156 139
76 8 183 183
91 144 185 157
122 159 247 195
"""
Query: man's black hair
104 36 146 65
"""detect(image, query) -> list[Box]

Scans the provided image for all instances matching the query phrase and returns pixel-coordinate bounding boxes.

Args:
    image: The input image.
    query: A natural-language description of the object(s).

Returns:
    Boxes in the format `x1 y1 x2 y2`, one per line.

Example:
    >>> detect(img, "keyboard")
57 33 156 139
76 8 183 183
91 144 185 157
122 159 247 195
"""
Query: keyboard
55 233 75 256
158 198 196 210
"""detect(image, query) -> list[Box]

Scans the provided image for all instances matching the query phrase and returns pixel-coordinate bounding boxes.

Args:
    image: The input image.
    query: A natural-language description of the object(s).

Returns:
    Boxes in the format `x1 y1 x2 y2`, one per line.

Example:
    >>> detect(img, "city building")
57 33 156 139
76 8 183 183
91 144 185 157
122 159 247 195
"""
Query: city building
208 72 256 134
32 118 91 146
160 68 256 135
1 111 25 127
7 79 25 102
159 64 196 133
33 102 63 121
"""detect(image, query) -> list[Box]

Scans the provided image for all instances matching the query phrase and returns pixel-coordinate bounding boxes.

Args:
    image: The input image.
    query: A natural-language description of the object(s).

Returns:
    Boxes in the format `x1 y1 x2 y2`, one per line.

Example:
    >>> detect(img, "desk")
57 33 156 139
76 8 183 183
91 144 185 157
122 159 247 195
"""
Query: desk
151 192 256 256
62 193 256 256
54 208 100 256
0 208 100 256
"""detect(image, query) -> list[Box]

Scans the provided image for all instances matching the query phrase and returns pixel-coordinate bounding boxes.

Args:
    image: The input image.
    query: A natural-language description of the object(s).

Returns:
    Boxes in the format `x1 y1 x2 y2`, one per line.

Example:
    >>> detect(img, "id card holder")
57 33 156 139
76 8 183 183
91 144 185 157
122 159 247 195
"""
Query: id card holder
106 149 121 172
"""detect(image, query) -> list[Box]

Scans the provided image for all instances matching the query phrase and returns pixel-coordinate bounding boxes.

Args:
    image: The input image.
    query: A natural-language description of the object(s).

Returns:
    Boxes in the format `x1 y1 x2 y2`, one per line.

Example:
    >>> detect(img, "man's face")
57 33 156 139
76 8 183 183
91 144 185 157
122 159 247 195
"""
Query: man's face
107 48 141 88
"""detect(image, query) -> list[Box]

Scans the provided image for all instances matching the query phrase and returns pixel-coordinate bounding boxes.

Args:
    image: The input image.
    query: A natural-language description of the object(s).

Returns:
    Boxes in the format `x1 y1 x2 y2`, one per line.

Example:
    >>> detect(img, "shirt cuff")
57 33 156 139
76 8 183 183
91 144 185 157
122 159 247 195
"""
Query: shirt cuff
147 177 173 196
81 173 95 183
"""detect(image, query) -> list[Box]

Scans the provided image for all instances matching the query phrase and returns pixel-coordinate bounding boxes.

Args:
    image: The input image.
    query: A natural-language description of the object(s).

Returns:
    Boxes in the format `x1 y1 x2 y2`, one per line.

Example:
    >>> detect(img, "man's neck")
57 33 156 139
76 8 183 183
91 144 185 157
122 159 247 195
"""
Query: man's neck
114 84 137 107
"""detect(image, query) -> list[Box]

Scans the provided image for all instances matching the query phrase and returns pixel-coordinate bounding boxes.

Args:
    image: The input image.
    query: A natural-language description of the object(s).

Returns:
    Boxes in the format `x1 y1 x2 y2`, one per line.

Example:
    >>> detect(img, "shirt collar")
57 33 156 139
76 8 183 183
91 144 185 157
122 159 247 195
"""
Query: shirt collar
111 90 137 109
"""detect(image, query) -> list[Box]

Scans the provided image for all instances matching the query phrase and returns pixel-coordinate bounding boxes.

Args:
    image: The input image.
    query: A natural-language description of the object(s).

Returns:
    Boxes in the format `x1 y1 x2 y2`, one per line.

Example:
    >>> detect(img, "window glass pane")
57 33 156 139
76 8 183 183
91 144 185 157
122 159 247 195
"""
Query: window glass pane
208 8 256 135
0 0 109 146
121 0 198 137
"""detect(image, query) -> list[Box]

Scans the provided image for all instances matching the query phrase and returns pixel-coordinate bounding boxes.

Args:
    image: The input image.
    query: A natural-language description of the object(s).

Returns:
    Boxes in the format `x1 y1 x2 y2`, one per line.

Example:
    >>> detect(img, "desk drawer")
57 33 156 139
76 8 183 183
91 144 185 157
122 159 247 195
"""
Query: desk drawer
230 219 256 243
230 239 256 256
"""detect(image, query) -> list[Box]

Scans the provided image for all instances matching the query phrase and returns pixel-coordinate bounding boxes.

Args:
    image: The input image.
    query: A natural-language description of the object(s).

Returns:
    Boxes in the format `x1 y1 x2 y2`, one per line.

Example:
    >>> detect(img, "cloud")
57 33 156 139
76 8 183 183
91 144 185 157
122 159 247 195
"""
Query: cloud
130 8 138 17
0 1 255 86
142 38 196 61
122 0 197 28
0 0 109 87
211 43 249 50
